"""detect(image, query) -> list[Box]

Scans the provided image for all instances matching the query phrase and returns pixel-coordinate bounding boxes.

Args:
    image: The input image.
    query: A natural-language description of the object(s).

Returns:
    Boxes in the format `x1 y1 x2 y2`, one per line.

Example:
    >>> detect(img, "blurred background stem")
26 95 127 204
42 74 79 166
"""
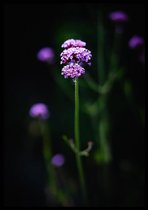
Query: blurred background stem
96 11 111 164
110 27 122 73
39 120 66 206
97 12 105 86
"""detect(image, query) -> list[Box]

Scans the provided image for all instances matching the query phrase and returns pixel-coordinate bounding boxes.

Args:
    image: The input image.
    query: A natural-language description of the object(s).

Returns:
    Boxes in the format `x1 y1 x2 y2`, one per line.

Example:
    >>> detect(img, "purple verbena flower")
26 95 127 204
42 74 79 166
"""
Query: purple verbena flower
37 47 54 63
128 35 144 49
109 11 128 22
51 154 65 167
61 63 85 79
61 39 86 48
60 39 92 79
60 47 92 65
29 103 49 119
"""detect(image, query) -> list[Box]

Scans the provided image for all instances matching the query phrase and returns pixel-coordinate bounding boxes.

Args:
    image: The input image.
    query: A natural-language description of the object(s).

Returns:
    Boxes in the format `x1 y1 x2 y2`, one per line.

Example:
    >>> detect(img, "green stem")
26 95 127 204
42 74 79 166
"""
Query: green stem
110 28 122 73
74 79 86 201
97 12 105 85
39 120 65 205
97 12 111 163
98 103 111 163
42 123 56 189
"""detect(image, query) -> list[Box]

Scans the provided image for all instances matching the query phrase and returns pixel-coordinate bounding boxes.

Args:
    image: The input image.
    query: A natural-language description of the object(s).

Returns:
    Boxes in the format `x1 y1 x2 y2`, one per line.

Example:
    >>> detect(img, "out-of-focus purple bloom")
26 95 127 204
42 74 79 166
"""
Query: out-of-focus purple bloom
128 35 144 49
109 11 128 22
51 154 65 167
37 47 54 63
60 47 92 65
29 103 49 119
61 63 85 79
61 39 86 49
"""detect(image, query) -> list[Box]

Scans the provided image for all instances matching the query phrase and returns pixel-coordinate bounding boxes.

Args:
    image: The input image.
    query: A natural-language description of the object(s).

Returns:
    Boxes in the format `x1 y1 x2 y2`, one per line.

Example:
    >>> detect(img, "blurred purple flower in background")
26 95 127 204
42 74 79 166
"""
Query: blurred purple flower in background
109 11 128 33
128 35 144 49
29 103 49 119
60 39 92 79
51 154 65 167
37 47 54 63
109 11 128 22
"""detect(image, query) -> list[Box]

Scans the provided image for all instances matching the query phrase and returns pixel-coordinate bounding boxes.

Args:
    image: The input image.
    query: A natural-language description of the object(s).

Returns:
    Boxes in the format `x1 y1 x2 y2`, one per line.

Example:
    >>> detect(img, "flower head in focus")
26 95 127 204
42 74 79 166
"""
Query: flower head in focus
60 47 92 65
60 39 92 79
61 39 86 48
37 47 54 63
29 103 49 120
128 35 144 49
51 154 65 167
61 63 85 79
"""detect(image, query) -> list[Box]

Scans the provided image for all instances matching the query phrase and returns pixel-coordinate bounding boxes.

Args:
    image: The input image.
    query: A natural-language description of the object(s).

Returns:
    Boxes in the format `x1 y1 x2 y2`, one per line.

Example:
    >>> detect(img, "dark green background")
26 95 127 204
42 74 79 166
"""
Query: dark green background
4 3 145 207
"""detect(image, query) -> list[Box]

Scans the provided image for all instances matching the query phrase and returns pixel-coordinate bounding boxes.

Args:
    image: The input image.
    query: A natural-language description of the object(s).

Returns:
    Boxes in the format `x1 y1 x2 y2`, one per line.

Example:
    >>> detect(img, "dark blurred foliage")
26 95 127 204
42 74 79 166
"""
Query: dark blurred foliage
4 3 145 207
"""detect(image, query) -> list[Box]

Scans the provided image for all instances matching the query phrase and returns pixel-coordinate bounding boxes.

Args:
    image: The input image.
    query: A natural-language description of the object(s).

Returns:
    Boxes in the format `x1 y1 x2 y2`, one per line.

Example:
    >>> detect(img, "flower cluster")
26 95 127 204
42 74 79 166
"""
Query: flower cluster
51 154 65 167
29 103 49 120
109 11 128 34
37 47 54 63
60 39 92 79
61 63 85 79
61 39 86 49
60 47 92 65
109 11 128 22
128 35 144 49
